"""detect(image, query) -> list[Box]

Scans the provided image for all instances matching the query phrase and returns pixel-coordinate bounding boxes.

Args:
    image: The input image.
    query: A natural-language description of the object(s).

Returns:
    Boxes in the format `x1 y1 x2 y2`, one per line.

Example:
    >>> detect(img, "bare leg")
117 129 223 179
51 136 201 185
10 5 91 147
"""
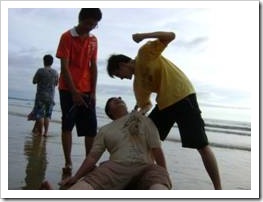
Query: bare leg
149 184 169 190
85 136 94 156
36 118 44 136
68 180 94 190
62 130 72 174
32 121 38 133
198 145 222 190
40 180 94 190
43 118 50 137
40 181 53 190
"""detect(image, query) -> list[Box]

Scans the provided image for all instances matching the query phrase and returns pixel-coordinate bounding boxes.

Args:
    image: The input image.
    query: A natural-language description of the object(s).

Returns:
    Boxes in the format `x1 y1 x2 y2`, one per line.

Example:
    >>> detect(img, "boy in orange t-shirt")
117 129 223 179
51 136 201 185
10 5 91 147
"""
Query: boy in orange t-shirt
56 8 102 175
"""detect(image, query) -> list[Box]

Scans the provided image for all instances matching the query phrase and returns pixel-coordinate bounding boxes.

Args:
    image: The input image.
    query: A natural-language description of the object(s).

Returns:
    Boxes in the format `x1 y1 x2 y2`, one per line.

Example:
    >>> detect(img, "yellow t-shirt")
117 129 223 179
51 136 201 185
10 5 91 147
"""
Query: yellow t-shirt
134 39 195 110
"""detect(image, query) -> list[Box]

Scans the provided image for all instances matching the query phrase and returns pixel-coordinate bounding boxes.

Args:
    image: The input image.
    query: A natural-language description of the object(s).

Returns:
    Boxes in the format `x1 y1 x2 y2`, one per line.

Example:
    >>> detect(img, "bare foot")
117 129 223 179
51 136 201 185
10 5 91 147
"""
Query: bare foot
40 181 53 190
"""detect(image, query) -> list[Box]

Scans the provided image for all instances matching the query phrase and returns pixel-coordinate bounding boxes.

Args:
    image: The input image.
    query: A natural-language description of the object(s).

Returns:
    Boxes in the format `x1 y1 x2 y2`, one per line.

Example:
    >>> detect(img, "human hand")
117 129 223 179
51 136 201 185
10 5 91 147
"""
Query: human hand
72 92 89 108
89 92 96 107
132 33 144 43
132 105 139 112
132 103 152 115
59 176 77 188
139 103 152 115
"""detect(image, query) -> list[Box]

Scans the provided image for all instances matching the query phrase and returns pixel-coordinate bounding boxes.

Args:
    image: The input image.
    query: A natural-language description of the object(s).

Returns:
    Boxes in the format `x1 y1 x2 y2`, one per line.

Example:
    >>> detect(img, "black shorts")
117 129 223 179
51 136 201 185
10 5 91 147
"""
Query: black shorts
59 90 97 137
148 94 208 149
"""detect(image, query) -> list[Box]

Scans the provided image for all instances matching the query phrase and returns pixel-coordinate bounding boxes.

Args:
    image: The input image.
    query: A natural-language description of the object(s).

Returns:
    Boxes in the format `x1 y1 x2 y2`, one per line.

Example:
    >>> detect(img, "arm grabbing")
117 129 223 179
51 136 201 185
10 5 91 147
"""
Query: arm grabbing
133 102 152 115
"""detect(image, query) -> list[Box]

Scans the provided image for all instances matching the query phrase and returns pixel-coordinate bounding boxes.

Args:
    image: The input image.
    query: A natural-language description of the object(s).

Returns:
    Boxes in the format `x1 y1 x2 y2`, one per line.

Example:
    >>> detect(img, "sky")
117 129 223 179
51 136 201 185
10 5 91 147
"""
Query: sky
4 1 259 100
3 0 259 123
7 7 216 93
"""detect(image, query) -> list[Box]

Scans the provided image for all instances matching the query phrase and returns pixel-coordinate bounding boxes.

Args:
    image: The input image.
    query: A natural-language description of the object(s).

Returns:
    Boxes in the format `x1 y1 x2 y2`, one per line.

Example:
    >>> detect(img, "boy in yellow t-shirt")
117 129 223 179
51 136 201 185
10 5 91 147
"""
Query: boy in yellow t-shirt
106 31 222 190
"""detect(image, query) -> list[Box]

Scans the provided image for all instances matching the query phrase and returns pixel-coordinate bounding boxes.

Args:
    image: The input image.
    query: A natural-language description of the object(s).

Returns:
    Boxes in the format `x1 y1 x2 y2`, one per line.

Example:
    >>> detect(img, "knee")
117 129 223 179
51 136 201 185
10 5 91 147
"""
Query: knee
68 181 94 190
149 183 169 190
197 145 211 154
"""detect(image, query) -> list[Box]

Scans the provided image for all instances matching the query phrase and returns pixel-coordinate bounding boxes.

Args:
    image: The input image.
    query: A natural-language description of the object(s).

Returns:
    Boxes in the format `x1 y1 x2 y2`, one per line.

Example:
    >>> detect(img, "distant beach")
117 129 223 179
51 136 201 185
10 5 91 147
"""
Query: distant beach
7 97 252 195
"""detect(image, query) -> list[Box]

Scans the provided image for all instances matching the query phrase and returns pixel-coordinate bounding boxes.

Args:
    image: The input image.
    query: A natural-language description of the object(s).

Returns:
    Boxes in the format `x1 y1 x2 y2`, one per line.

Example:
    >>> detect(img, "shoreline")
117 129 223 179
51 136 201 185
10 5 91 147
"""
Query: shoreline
8 103 251 152
7 113 251 191
10 110 251 152
8 101 251 132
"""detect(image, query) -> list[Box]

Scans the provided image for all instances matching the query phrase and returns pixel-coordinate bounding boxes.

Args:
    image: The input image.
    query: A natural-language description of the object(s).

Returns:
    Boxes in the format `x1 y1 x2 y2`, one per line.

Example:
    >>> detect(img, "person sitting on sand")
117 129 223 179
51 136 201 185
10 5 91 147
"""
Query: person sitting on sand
41 97 172 190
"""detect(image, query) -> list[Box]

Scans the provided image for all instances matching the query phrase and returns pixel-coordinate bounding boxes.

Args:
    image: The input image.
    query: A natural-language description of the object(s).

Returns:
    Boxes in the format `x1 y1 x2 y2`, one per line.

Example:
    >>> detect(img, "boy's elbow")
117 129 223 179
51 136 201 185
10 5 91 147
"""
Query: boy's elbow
170 32 176 41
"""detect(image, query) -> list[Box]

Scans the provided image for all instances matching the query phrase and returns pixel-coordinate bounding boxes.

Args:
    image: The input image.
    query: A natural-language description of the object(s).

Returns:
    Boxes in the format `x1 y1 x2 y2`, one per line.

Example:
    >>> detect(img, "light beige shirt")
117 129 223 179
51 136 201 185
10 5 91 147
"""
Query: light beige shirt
91 112 161 165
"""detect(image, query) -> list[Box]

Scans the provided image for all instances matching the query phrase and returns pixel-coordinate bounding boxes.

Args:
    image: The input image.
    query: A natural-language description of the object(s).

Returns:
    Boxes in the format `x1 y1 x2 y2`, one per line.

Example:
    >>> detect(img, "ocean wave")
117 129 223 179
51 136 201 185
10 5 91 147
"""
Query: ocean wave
8 96 251 131
8 100 251 152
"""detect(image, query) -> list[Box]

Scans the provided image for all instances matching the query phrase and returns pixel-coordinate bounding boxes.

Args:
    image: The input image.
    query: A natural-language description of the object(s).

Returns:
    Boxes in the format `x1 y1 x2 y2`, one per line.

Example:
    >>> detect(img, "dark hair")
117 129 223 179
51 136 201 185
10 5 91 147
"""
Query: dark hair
43 54 53 66
107 54 132 78
104 97 116 119
79 8 102 22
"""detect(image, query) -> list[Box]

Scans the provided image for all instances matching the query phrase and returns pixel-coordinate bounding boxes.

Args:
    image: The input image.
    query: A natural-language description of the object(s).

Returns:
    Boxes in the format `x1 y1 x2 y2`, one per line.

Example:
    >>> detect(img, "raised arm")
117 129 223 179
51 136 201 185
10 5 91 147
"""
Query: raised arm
132 31 175 46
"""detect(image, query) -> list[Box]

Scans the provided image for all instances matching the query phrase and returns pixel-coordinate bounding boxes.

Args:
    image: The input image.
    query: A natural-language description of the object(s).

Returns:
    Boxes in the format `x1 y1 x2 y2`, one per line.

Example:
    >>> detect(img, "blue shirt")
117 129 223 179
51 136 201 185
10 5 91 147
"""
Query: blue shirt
33 67 58 104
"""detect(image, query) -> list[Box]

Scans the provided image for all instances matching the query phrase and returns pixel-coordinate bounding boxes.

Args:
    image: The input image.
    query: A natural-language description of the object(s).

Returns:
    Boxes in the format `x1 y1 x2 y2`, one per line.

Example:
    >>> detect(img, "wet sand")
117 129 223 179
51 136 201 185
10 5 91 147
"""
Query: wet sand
5 110 255 198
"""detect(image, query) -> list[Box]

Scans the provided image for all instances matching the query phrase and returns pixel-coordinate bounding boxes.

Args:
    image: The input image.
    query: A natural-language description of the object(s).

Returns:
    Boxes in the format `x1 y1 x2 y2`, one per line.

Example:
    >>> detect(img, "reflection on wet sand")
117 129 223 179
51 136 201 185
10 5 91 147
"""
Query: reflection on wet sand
22 135 47 190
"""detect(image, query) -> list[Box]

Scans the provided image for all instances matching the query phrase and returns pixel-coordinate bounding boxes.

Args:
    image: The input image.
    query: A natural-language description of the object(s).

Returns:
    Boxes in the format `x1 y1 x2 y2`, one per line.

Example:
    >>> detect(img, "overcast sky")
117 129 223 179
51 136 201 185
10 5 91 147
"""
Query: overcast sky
3 1 259 100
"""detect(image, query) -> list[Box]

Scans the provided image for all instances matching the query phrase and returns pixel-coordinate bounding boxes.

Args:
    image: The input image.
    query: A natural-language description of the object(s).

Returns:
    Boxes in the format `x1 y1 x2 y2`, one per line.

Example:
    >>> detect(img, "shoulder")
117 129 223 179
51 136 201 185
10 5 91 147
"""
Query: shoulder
51 68 58 73
51 68 59 75
89 34 98 45
137 39 166 60
97 123 111 137
100 115 128 132
140 39 166 51
89 34 98 42
89 33 97 40
60 30 72 41
99 122 113 132
36 68 44 73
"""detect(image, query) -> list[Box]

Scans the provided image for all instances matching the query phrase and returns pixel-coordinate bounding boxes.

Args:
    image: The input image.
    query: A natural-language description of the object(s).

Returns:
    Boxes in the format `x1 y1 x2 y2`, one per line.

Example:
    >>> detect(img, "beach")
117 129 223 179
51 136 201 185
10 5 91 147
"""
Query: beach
6 100 253 198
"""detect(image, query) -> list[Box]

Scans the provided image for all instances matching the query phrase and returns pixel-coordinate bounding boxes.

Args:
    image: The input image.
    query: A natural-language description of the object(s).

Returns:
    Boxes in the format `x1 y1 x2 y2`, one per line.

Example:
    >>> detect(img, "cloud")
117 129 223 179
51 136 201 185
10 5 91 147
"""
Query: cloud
6 6 258 101
173 36 209 51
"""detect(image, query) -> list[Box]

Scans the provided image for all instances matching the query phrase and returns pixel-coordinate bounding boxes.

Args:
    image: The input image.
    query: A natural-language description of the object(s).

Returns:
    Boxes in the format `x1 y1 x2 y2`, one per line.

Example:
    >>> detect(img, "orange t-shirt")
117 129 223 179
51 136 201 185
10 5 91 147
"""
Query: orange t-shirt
56 27 98 92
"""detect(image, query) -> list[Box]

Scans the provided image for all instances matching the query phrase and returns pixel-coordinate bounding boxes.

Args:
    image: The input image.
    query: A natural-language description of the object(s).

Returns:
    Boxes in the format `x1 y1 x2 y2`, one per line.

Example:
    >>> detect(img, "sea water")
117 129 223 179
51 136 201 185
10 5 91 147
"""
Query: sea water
8 81 251 151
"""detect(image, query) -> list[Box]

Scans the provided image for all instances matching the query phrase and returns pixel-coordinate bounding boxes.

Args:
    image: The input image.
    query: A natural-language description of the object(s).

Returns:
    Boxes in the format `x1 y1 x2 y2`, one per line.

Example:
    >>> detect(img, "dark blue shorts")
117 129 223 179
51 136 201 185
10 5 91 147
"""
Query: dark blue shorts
59 90 97 137
148 94 208 149
33 100 54 120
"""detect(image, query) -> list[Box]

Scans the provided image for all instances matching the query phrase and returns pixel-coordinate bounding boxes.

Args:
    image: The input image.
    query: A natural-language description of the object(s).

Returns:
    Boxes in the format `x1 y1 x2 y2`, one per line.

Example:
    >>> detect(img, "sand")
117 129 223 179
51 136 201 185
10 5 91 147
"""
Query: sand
4 107 257 199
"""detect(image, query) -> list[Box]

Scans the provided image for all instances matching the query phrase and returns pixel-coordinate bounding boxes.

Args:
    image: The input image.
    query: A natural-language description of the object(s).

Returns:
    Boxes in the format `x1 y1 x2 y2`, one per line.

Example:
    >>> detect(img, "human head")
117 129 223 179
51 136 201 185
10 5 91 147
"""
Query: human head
43 54 53 66
105 97 128 120
78 8 102 32
107 54 133 80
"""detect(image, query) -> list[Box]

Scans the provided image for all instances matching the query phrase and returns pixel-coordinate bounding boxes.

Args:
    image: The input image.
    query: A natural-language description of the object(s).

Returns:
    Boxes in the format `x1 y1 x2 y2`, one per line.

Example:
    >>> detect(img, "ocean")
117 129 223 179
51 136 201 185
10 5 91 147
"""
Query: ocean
8 82 251 152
